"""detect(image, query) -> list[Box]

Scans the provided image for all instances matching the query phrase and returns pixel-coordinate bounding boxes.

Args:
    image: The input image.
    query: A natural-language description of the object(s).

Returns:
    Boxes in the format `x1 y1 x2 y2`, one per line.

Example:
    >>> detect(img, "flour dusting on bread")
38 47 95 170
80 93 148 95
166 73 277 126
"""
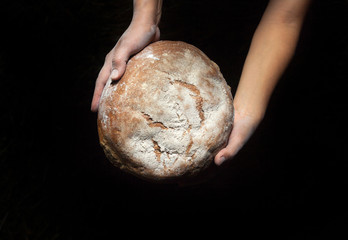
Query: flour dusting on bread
98 41 234 181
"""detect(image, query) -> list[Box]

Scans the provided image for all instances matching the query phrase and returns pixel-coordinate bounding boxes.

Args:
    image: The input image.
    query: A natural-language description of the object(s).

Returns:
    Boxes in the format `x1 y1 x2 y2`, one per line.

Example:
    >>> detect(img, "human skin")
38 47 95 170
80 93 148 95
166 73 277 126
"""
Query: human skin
90 0 162 112
91 0 311 166
214 0 312 165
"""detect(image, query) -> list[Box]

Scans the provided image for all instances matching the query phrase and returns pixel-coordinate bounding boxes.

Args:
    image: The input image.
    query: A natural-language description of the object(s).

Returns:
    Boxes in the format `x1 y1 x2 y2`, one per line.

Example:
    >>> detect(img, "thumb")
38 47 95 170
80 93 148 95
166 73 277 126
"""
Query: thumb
110 49 129 81
214 135 245 166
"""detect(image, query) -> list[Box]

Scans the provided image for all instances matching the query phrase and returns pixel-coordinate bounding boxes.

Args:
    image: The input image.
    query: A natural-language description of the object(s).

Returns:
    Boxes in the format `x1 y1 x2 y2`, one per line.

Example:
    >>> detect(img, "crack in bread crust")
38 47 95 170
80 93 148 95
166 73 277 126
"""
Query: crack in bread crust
141 112 170 129
152 139 162 163
152 139 169 171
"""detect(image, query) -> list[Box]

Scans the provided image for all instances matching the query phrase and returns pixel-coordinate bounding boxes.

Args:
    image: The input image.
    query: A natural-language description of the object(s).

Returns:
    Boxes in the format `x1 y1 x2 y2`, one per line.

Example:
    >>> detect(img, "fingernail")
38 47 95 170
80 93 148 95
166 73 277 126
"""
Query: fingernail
110 69 118 79
219 156 226 165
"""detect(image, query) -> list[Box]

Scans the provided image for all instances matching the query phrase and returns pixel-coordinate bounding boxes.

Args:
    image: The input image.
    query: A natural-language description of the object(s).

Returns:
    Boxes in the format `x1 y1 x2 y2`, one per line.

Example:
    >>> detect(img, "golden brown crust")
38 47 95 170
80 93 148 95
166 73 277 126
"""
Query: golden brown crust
97 41 234 181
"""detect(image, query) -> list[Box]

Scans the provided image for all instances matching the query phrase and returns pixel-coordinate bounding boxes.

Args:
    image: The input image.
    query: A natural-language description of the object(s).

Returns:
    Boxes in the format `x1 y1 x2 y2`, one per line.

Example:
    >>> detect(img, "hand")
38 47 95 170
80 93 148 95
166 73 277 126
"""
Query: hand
213 0 311 166
91 23 160 112
214 107 262 166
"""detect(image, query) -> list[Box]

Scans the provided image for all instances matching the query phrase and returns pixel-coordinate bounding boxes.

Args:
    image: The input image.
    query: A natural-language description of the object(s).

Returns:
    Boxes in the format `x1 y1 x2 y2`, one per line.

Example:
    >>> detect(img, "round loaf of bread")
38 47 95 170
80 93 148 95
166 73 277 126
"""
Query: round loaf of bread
98 41 234 181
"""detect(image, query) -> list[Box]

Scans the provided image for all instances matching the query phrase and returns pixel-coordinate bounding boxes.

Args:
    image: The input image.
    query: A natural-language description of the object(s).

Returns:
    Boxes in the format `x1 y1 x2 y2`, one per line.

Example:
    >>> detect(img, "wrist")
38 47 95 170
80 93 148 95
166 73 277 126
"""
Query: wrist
233 81 270 123
233 97 265 124
133 0 162 26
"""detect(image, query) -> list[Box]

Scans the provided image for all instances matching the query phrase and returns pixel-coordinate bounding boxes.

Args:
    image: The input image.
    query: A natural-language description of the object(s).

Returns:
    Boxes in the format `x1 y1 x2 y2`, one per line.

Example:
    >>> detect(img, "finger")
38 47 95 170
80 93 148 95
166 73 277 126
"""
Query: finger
214 135 245 166
153 27 160 42
91 66 110 112
111 48 129 81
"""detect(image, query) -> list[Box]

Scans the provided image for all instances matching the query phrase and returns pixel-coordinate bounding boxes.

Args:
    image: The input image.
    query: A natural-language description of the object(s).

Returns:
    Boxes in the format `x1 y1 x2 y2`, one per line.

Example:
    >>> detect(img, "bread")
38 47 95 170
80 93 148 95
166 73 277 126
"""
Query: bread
97 41 234 181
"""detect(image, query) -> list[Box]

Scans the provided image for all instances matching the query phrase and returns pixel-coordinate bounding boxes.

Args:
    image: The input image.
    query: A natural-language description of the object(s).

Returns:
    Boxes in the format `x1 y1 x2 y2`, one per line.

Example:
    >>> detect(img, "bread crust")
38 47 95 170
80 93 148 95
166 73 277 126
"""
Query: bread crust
98 41 234 181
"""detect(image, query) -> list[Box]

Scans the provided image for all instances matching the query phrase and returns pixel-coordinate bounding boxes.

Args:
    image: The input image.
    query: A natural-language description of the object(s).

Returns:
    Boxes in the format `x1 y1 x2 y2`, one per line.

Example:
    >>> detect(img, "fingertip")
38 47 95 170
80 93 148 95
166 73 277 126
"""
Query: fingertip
90 104 98 112
91 76 108 113
91 86 103 113
214 151 225 166
111 56 127 80
110 69 119 80
216 156 227 166
214 147 238 165
90 97 99 112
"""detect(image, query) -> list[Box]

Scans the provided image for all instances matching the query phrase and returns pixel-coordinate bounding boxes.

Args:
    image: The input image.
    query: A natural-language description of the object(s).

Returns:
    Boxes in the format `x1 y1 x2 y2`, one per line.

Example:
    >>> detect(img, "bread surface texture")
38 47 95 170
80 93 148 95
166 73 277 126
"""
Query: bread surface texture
98 41 233 181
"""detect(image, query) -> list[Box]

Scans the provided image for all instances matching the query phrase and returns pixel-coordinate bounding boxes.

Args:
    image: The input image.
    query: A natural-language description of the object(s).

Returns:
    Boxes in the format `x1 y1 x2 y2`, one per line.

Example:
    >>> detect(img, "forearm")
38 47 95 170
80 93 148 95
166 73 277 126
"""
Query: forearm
234 0 311 120
132 0 162 26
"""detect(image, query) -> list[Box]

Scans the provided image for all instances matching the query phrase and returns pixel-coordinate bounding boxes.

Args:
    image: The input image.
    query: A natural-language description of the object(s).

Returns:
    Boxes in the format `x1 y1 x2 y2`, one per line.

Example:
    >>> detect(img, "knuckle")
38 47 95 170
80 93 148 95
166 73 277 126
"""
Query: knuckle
112 56 125 68
104 54 110 62
105 50 113 61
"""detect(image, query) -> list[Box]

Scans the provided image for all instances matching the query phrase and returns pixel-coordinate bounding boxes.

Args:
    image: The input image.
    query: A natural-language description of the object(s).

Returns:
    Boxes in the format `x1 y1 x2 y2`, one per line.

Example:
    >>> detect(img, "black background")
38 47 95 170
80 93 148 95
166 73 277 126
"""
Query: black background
1 0 348 239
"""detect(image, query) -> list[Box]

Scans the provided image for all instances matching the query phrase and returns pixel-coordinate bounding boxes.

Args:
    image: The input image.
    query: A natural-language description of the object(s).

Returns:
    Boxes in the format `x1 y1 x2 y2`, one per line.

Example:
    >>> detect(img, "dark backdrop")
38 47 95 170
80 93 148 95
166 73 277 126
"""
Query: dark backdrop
1 0 348 239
